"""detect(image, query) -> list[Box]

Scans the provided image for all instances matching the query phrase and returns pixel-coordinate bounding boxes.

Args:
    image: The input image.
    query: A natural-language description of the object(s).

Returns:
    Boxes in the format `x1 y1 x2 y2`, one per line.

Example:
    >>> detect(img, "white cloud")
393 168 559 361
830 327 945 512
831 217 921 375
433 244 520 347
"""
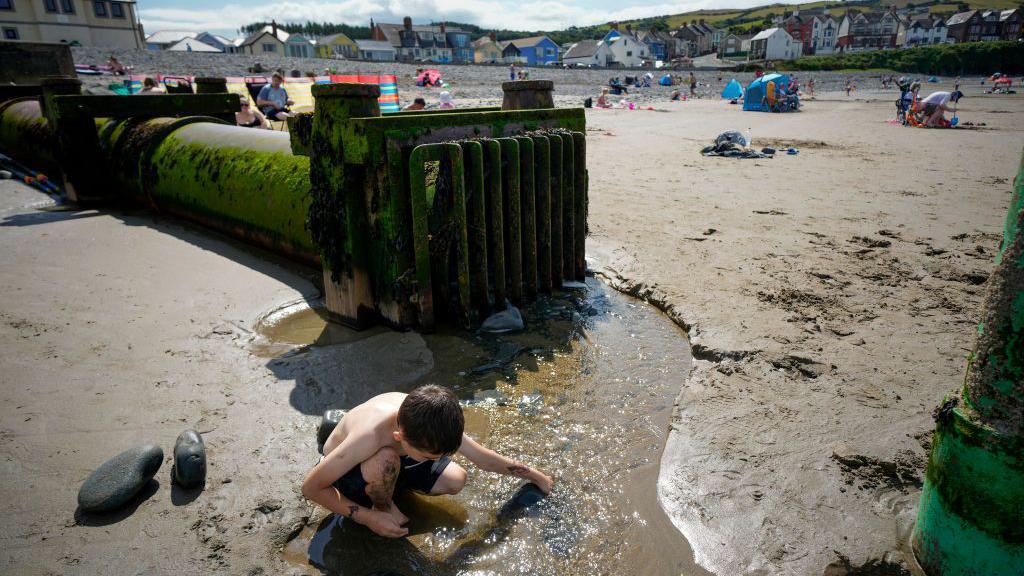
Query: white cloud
139 0 801 37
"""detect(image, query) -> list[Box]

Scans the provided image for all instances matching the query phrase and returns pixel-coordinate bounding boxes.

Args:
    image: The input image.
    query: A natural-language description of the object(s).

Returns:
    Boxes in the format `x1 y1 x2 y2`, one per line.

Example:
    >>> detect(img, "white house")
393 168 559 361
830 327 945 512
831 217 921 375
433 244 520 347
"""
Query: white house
809 15 839 54
896 16 949 47
145 30 196 51
195 32 233 52
603 30 649 67
749 27 803 61
562 39 610 67
166 37 220 52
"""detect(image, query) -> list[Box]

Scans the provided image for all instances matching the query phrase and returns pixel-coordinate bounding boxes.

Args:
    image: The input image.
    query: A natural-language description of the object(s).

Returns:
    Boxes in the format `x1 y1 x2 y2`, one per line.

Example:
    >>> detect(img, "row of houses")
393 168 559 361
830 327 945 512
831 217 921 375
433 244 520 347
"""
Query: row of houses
143 18 563 65
720 6 1023 61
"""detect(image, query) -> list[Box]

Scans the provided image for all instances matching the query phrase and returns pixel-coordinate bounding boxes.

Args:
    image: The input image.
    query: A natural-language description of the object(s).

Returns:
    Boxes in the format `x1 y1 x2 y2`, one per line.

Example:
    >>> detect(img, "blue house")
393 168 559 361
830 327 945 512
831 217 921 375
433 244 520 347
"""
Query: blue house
506 35 560 65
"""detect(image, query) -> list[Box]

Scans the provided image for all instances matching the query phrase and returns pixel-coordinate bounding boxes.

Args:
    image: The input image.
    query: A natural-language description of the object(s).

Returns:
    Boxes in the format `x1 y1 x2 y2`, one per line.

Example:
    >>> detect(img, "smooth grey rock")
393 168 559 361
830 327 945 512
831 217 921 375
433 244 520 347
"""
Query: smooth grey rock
480 304 524 334
317 409 346 453
78 444 163 512
173 430 206 489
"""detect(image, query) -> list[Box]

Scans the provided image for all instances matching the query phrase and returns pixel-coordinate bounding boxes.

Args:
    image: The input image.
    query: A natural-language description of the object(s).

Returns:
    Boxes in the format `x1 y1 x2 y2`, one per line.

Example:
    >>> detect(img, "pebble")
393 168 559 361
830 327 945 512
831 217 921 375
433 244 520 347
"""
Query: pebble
0 170 11 179
77 444 163 513
318 409 346 452
172 430 206 489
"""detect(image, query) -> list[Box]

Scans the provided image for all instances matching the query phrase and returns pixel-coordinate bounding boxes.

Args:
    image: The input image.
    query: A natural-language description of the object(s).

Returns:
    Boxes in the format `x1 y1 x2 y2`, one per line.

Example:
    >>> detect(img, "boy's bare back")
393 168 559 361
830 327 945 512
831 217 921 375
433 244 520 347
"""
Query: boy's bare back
321 392 405 456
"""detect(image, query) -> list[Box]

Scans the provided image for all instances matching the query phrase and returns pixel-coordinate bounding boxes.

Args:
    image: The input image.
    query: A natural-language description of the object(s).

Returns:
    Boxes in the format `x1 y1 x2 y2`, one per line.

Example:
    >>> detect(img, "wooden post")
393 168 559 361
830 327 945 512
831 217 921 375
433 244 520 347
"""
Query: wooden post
501 80 555 110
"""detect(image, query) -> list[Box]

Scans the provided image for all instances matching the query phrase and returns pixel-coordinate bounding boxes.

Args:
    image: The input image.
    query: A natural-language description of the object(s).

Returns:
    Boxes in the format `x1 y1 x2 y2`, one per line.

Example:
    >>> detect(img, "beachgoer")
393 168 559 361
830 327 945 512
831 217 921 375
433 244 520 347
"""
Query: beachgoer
139 77 164 94
597 87 611 108
845 79 852 97
808 77 815 97
107 56 127 76
523 70 529 80
403 97 426 111
235 95 270 129
256 73 293 121
920 90 962 127
670 89 682 101
302 385 554 538
438 91 455 109
510 64 516 81
689 72 697 97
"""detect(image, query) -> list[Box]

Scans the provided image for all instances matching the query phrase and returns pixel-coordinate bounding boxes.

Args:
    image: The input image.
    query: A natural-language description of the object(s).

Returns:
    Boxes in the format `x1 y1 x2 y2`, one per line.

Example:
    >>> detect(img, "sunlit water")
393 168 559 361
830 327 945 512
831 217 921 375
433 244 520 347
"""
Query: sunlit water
264 279 697 575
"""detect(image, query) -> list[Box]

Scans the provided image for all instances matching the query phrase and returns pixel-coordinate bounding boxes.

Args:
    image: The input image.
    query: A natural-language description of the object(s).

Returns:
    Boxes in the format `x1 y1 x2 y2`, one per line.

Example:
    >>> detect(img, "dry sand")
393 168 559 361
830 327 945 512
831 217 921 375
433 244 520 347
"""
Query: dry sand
1 59 1023 575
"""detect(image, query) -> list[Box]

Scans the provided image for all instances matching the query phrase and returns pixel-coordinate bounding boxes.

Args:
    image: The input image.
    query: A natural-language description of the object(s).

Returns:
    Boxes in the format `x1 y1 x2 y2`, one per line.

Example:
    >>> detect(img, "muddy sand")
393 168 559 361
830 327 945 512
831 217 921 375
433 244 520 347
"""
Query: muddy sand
1 75 1022 575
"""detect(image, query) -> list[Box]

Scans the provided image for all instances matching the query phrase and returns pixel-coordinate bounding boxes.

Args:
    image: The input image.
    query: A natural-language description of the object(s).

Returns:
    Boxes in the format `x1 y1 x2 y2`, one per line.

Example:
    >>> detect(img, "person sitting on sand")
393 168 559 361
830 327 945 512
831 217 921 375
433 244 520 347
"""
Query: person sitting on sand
920 90 962 127
438 91 455 109
302 385 554 538
138 77 164 94
256 73 294 121
403 97 426 111
597 88 612 108
235 95 270 129
107 56 127 76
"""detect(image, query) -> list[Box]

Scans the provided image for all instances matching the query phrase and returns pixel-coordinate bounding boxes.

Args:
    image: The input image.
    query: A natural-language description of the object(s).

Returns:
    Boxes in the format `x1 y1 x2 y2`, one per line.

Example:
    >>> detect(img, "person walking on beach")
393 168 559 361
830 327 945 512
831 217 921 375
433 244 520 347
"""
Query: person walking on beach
845 78 852 97
302 385 553 538
510 64 516 81
689 72 697 97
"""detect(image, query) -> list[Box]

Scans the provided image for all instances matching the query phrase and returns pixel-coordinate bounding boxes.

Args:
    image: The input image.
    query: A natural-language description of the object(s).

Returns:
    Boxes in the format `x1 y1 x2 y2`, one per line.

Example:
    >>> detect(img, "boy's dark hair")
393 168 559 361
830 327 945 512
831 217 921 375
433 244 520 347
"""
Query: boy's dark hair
414 97 426 105
398 385 464 455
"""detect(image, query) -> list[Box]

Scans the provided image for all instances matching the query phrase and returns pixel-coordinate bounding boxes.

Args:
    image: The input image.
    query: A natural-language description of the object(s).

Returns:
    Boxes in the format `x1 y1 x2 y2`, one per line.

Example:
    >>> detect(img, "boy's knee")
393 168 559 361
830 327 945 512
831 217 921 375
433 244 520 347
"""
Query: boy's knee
435 465 467 495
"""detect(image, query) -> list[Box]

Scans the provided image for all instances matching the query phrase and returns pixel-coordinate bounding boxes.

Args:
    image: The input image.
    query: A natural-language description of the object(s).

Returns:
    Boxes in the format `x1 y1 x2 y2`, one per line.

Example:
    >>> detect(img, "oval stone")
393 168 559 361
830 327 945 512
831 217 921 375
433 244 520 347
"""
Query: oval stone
173 430 206 489
78 444 163 513
317 409 346 453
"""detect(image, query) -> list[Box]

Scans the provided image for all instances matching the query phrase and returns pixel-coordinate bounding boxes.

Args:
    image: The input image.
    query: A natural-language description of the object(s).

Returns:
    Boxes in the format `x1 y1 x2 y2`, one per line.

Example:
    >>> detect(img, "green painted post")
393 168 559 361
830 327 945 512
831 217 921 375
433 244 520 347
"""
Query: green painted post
912 151 1024 575
485 139 506 308
532 135 552 293
549 133 563 289
461 140 489 320
308 83 381 328
514 136 537 299
572 131 588 281
499 138 522 305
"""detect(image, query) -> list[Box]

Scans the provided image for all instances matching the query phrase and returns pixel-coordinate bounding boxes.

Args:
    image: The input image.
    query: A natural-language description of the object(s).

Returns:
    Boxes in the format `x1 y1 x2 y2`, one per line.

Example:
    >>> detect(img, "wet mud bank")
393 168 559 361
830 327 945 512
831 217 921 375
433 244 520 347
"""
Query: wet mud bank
254 279 706 576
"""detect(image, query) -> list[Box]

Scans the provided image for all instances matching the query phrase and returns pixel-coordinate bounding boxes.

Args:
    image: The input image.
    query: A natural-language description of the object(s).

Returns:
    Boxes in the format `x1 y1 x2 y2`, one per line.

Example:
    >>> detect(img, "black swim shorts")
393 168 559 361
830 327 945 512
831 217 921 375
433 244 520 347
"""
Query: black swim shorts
333 455 451 508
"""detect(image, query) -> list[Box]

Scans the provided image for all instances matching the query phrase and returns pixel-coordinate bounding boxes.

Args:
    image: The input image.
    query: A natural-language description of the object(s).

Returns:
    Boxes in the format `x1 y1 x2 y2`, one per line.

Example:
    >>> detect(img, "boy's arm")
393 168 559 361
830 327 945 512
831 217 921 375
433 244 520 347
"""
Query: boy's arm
300 432 409 538
457 434 554 494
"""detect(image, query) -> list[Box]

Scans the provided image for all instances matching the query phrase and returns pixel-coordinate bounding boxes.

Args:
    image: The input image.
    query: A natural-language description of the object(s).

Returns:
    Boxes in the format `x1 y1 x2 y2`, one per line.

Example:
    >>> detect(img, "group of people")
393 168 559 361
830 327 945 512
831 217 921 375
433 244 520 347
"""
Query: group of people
897 77 963 127
508 64 530 81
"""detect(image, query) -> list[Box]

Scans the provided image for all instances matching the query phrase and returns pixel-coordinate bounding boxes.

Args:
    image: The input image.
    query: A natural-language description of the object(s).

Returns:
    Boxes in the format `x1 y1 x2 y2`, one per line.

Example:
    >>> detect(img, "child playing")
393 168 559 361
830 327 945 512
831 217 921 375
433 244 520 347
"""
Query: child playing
302 385 554 538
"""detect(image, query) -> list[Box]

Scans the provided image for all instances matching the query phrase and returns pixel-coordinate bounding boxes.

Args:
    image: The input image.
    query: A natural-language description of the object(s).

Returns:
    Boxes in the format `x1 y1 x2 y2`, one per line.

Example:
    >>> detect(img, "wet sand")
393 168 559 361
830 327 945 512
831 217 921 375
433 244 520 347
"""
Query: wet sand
585 89 1024 573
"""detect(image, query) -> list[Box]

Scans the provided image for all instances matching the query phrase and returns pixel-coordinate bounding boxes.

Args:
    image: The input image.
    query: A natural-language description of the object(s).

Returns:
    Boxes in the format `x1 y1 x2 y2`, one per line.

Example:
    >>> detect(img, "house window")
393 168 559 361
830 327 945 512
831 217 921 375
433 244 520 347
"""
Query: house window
59 0 73 12
110 1 123 17
261 43 276 52
0 0 12 9
43 0 57 11
3 26 18 39
546 47 554 56
626 50 632 56
93 1 106 16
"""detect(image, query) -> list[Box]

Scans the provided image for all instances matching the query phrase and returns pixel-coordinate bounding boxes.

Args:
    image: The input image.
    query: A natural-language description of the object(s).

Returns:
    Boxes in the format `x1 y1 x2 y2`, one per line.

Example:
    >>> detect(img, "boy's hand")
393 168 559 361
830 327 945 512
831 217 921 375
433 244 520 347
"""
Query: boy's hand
360 509 409 538
529 470 554 495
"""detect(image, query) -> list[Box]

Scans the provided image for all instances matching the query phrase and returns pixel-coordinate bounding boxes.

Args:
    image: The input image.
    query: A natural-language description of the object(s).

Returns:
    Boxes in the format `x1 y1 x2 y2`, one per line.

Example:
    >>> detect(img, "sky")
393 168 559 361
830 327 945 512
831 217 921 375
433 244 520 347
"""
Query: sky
138 0 806 38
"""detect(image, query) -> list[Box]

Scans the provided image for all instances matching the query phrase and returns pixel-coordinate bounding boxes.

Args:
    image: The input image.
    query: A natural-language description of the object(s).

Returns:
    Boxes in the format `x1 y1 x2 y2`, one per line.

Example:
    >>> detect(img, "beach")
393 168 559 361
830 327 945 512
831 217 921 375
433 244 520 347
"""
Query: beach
2 50 1023 574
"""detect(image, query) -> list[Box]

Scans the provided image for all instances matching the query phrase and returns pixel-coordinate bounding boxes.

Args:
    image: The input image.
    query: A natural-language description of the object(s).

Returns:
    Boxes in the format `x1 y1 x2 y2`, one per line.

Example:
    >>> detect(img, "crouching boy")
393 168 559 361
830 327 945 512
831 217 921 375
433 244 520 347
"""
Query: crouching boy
301 385 554 538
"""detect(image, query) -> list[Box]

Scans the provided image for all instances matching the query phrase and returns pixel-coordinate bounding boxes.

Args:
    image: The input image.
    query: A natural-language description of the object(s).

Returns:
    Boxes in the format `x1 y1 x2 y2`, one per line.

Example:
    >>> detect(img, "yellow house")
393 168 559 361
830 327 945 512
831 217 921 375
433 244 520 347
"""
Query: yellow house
472 36 502 63
315 32 358 59
0 0 144 48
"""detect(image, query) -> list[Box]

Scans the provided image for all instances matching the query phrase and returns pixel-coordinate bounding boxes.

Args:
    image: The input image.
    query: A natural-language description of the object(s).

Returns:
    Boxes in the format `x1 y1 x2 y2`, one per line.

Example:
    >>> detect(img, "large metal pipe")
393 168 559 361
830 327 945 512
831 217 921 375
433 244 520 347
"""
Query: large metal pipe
0 100 316 265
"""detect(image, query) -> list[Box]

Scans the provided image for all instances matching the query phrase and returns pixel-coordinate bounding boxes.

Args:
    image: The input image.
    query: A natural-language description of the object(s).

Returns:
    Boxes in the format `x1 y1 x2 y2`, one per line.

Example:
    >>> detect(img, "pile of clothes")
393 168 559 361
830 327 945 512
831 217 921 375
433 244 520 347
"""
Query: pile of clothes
701 131 773 159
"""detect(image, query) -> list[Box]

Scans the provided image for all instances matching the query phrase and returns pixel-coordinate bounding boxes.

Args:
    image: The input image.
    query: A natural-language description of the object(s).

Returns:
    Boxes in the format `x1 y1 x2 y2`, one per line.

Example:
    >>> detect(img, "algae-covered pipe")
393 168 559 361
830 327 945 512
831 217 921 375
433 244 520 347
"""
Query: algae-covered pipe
0 98 317 265
0 98 57 172
911 151 1024 574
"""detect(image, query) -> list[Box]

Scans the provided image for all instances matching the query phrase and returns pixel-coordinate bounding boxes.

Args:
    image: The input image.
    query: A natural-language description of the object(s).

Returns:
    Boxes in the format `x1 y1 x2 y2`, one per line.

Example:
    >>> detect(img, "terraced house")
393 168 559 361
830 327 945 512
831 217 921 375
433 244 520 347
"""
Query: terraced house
0 0 144 48
372 17 472 63
836 8 900 52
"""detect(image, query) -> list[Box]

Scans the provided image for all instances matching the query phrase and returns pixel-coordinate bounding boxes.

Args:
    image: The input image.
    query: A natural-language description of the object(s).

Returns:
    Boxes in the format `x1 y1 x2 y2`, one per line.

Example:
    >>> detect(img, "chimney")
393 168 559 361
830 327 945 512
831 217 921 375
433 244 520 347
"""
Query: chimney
370 18 375 30
271 19 278 39
489 31 497 42
439 22 446 34
403 16 412 31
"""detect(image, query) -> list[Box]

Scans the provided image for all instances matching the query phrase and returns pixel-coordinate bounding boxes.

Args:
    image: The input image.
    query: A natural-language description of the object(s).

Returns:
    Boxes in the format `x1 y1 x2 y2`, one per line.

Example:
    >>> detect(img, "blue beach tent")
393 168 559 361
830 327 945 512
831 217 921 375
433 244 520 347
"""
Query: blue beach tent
659 74 673 86
722 78 743 99
743 73 790 112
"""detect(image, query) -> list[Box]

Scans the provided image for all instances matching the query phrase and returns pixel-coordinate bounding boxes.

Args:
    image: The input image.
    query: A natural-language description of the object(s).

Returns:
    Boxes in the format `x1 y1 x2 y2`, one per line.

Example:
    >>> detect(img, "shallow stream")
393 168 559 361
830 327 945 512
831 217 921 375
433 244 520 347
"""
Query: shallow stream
262 279 700 575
